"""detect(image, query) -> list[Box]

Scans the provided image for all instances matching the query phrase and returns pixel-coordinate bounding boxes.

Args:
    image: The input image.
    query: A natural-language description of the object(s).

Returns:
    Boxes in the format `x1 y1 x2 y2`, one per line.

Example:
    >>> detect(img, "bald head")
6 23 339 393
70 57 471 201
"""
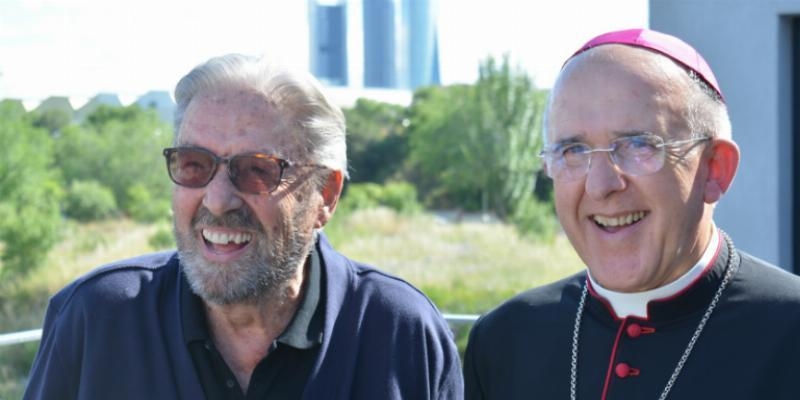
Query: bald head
544 43 732 146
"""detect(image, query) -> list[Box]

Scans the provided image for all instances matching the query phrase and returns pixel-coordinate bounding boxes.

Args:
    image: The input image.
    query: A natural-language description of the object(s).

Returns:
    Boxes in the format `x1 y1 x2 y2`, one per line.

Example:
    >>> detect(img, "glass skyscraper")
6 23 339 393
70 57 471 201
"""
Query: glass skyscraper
309 2 349 86
309 0 440 90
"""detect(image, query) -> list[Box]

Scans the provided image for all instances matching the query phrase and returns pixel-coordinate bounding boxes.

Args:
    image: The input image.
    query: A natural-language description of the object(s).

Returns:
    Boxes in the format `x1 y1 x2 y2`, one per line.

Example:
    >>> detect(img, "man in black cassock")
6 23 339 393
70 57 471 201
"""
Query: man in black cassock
464 28 800 400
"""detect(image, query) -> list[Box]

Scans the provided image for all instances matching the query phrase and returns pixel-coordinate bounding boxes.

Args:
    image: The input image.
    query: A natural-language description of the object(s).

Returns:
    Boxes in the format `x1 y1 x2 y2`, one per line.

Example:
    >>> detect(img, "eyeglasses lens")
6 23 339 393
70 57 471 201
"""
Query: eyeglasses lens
166 148 283 194
614 136 664 176
168 148 215 188
229 154 281 193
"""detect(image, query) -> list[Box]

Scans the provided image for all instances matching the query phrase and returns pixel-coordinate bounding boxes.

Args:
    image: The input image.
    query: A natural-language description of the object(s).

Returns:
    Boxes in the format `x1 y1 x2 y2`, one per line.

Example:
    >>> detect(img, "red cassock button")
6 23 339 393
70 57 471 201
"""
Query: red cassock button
627 323 642 338
615 363 640 378
626 323 655 338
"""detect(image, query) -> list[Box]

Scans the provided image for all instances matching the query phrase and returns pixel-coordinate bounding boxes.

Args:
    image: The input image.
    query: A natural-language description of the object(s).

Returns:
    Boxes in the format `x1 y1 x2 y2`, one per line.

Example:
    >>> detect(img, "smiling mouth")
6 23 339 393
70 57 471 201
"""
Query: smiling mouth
202 229 253 248
593 211 646 228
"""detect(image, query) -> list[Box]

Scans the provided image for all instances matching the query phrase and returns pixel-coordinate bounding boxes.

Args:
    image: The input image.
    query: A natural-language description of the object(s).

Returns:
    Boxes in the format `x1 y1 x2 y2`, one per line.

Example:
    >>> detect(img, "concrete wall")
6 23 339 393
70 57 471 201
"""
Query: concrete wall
650 0 799 270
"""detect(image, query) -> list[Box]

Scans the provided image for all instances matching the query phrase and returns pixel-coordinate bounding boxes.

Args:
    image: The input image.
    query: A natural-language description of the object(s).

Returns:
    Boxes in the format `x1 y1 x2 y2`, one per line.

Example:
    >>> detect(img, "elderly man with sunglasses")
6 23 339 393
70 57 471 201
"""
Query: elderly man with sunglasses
24 55 463 400
464 29 800 400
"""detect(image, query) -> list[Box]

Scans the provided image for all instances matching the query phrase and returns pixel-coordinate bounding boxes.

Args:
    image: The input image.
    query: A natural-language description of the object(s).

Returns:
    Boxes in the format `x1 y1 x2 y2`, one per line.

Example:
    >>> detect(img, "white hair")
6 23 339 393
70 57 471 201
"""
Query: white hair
684 71 731 140
173 54 348 178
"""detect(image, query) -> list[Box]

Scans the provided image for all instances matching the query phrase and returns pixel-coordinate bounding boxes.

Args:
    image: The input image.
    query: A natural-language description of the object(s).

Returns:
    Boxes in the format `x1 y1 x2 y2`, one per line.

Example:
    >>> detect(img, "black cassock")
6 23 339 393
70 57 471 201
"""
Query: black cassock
465 236 800 400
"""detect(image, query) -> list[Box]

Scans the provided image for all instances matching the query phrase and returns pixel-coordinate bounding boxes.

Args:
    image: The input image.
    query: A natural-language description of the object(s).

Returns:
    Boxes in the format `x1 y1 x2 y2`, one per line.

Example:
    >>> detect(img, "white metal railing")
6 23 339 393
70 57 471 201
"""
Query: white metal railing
0 329 43 346
442 313 480 326
0 314 479 347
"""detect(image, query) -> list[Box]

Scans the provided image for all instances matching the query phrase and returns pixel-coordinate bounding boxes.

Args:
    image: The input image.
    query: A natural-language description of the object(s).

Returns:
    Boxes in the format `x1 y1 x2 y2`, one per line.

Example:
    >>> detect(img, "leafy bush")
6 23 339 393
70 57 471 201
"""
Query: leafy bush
148 225 175 250
338 181 421 215
54 105 173 220
378 181 422 214
343 98 408 183
124 184 171 223
63 180 118 221
0 103 63 277
509 197 559 242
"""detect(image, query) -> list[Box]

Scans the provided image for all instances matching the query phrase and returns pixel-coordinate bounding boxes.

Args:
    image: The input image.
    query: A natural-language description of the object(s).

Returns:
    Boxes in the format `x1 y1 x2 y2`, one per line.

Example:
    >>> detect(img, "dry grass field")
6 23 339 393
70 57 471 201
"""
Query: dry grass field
325 208 583 313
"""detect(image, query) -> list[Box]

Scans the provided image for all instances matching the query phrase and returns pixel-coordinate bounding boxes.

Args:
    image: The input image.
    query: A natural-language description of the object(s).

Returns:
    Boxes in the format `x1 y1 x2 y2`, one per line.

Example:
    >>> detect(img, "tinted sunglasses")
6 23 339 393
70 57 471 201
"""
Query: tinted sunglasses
163 147 326 194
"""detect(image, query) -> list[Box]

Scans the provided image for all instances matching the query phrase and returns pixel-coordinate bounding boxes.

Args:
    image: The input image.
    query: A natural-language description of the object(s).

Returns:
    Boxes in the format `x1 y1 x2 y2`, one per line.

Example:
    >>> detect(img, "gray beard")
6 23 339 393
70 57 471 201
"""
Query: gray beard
174 206 314 305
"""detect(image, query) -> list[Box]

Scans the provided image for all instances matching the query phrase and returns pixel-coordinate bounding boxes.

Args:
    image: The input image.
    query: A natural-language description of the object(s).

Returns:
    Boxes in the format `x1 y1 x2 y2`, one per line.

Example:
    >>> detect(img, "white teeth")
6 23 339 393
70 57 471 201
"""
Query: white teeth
202 229 252 245
594 211 645 227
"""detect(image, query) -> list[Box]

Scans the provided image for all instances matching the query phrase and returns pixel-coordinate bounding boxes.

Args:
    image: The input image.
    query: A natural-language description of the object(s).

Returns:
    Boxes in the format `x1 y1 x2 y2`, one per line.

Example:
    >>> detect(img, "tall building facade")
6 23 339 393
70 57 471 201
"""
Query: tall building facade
309 0 440 90
400 0 440 89
309 1 349 86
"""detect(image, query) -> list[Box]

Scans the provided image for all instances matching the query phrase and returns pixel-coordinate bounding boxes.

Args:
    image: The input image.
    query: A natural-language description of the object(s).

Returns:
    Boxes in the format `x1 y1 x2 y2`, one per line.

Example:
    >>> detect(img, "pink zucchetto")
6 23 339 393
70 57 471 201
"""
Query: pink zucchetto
568 28 724 102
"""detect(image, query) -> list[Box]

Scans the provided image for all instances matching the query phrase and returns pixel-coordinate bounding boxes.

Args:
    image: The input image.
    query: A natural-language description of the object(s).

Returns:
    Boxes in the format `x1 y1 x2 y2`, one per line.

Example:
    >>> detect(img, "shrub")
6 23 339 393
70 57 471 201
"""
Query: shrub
338 183 381 213
148 225 175 250
63 180 118 221
378 181 422 214
124 184 171 223
53 105 173 219
0 104 63 278
509 197 559 242
338 181 421 215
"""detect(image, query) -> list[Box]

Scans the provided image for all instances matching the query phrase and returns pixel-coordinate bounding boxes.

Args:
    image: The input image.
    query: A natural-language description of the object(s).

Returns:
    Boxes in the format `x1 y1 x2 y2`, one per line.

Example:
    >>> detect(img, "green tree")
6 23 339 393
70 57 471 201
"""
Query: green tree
54 104 173 221
469 55 548 218
0 99 26 119
0 102 63 277
406 84 477 209
407 56 554 237
343 98 408 183
31 107 72 136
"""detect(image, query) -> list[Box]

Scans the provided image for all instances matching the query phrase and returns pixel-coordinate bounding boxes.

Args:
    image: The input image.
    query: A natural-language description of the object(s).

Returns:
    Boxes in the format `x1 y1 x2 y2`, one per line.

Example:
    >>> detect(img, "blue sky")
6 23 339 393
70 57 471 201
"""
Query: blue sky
0 0 647 106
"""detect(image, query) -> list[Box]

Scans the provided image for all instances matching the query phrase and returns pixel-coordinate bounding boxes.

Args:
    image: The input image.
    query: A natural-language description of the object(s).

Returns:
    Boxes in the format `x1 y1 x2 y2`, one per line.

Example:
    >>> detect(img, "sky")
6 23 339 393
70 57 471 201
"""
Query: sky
0 0 648 108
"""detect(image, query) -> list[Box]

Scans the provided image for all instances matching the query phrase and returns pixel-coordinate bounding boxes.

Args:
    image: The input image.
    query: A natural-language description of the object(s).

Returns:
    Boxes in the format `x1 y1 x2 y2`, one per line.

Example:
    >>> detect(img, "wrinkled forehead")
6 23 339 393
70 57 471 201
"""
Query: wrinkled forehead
545 45 692 143
179 88 302 155
186 87 281 118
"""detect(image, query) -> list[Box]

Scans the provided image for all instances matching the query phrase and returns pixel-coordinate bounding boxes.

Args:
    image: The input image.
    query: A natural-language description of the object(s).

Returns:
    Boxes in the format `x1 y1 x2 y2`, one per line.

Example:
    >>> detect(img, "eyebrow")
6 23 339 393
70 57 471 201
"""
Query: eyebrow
614 130 655 138
551 130 654 144
548 135 583 148
176 142 285 157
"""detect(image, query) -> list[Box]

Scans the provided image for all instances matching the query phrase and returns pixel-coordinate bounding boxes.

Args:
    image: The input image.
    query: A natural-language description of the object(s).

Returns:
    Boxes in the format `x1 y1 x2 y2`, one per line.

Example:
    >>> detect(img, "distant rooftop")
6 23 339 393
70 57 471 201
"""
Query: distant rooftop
3 87 412 123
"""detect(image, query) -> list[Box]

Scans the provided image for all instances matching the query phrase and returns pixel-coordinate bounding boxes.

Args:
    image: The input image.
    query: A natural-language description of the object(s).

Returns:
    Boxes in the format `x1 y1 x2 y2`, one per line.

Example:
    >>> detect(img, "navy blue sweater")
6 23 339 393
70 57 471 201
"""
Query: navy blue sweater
24 234 463 399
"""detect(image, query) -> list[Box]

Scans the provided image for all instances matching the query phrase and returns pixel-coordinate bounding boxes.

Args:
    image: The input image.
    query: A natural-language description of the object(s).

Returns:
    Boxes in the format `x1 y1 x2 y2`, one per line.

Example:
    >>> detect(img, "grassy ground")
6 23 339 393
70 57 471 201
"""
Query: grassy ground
325 208 583 314
0 208 583 398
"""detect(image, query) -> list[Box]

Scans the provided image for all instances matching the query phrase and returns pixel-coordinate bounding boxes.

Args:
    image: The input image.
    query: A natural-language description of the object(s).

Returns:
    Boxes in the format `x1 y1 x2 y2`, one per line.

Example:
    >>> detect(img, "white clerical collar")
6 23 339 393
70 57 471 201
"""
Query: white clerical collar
587 228 720 319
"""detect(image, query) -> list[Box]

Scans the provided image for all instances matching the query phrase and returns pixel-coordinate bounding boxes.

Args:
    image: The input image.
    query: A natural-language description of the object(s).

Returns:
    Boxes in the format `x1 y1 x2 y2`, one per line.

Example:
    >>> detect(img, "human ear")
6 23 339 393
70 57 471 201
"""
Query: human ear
315 170 344 228
704 139 740 204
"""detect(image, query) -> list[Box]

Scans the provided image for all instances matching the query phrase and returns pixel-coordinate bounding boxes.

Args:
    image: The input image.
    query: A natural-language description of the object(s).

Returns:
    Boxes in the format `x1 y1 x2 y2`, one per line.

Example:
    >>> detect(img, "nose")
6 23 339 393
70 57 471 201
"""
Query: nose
584 151 627 199
202 164 244 215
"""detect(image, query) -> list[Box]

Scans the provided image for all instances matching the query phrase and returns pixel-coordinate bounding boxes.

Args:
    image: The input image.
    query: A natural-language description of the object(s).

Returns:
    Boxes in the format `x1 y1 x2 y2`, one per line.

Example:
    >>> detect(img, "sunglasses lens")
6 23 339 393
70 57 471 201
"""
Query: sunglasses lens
168 148 215 187
230 155 282 193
